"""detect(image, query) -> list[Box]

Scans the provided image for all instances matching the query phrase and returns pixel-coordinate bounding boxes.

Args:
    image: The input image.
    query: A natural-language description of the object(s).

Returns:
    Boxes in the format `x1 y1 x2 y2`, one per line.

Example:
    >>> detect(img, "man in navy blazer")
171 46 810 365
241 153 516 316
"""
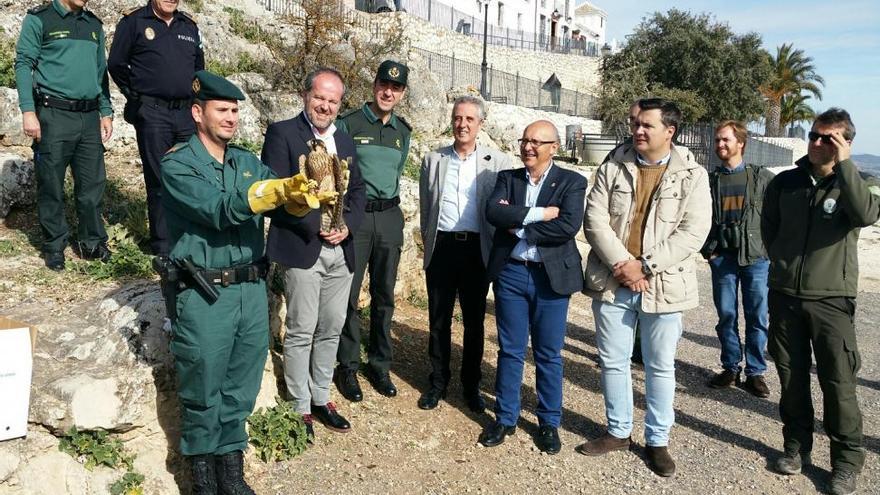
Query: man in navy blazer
478 120 587 454
261 68 366 439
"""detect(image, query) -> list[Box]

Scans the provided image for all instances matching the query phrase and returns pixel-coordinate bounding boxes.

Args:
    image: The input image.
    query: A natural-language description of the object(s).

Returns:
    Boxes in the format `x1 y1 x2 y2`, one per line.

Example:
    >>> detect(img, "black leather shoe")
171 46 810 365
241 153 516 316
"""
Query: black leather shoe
311 402 351 433
302 414 315 444
366 368 398 397
535 425 561 454
79 242 111 262
44 251 65 271
215 450 255 495
189 454 217 495
418 388 445 410
463 391 486 414
478 421 516 447
334 367 363 402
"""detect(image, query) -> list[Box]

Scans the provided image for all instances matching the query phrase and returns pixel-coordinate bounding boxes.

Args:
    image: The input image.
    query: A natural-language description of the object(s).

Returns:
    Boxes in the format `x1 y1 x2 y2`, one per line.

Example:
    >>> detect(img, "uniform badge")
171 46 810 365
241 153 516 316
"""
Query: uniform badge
823 198 837 214
192 78 201 93
388 66 400 78
243 171 252 178
395 138 401 148
91 32 97 41
145 27 155 40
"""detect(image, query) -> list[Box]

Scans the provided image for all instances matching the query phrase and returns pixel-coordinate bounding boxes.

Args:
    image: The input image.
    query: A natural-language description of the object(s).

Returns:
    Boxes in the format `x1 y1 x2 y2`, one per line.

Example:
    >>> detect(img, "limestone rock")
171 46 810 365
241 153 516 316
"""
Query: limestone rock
0 153 35 218
0 88 29 147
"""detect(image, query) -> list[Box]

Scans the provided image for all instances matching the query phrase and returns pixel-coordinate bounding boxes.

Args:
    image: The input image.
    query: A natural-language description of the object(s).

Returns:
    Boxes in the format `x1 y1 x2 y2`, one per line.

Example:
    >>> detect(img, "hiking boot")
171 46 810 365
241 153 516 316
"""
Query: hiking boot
742 375 770 398
215 450 255 495
775 451 810 475
79 242 112 262
44 251 65 271
189 454 217 495
708 369 739 388
646 445 676 477
575 432 632 456
828 469 858 495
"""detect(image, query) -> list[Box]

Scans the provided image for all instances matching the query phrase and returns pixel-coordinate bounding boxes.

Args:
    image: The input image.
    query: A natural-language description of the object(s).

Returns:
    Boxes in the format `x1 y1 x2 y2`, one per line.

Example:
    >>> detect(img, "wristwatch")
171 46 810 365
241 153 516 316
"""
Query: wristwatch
640 257 652 277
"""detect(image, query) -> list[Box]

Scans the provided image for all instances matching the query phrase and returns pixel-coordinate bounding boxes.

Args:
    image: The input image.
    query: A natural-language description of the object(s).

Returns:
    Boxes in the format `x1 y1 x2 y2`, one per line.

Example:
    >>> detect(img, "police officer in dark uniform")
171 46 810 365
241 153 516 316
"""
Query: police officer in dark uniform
108 0 204 255
15 0 114 270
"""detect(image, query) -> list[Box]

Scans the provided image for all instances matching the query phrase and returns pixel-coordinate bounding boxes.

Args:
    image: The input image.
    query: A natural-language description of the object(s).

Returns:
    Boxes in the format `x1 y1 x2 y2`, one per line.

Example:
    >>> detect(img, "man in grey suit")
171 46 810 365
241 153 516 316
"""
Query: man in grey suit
417 95 513 412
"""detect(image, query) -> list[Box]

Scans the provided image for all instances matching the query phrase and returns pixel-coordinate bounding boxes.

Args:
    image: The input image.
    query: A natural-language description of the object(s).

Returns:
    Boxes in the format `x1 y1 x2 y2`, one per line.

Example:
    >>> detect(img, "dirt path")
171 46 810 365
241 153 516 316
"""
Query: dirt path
248 263 880 495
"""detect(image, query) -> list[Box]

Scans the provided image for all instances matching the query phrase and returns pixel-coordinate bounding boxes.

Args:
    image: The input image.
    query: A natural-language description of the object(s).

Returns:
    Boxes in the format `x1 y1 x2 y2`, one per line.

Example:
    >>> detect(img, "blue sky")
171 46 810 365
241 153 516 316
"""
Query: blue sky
588 0 880 156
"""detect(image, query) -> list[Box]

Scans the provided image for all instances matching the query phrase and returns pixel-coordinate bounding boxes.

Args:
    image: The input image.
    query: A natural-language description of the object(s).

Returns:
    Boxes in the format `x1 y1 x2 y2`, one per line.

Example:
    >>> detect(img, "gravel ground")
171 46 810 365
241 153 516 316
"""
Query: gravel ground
248 262 879 495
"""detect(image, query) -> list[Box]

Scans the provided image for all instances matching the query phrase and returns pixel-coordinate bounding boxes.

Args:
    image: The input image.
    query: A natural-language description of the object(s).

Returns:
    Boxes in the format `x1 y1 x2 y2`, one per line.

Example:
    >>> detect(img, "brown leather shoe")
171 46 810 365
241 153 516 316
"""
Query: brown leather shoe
575 432 632 456
646 446 676 477
708 369 739 388
742 375 770 398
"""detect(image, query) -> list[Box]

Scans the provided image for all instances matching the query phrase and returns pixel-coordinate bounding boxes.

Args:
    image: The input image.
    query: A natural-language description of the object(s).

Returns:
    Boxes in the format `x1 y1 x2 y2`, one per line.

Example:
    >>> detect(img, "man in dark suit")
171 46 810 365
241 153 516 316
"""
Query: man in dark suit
478 120 587 454
261 67 366 440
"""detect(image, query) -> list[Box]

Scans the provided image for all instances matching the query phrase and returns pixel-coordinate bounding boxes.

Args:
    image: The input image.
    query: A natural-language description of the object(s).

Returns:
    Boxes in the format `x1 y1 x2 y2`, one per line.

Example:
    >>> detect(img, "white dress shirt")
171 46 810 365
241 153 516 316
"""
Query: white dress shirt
437 146 480 233
303 112 338 155
510 164 553 262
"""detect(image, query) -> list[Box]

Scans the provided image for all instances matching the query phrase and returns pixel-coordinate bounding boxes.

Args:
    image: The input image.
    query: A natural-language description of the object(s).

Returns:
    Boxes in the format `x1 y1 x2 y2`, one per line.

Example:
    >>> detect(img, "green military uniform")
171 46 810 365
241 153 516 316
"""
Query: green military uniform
161 72 276 458
336 96 411 377
14 0 112 256
762 156 880 474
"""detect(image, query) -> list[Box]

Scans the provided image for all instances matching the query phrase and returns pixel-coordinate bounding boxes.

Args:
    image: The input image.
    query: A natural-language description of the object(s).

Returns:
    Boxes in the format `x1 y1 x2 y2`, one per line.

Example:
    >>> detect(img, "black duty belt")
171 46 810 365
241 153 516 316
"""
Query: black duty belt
365 196 400 212
438 231 479 241
509 258 545 269
139 94 193 110
36 93 99 112
201 260 269 287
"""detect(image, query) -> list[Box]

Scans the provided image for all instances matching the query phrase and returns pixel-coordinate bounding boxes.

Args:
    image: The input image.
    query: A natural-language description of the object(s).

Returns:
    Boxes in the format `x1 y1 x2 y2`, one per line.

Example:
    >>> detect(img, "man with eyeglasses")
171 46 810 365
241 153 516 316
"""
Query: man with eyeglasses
477 120 587 454
579 98 711 477
335 60 411 401
762 108 878 495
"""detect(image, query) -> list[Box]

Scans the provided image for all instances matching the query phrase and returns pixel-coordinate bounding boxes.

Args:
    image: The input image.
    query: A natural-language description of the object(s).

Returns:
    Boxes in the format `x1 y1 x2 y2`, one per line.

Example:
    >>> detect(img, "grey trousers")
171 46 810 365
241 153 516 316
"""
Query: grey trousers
282 244 353 414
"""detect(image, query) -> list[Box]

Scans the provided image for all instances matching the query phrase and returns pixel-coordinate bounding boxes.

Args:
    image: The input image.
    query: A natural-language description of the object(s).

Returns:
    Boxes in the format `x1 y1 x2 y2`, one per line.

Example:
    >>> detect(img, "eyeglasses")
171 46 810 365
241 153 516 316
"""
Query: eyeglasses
808 132 833 144
518 139 557 148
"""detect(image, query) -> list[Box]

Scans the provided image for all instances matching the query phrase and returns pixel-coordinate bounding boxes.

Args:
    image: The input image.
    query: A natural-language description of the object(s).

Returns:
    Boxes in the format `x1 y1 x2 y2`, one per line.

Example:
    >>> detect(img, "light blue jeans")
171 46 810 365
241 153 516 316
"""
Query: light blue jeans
593 286 683 447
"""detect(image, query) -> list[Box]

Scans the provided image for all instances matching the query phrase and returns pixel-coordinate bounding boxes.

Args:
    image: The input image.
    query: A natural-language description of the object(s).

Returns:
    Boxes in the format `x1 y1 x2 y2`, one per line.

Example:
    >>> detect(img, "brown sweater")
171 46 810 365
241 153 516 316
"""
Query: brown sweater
626 164 668 257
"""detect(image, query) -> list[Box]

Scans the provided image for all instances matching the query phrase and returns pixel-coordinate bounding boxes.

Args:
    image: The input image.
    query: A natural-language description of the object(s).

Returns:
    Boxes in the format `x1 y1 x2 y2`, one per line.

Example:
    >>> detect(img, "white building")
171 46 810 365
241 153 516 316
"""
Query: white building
572 0 607 46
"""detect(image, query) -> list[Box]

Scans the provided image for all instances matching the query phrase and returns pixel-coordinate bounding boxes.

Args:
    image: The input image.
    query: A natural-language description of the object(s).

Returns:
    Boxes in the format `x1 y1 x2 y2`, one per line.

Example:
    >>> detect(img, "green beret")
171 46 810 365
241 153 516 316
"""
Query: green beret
191 70 246 101
376 60 408 86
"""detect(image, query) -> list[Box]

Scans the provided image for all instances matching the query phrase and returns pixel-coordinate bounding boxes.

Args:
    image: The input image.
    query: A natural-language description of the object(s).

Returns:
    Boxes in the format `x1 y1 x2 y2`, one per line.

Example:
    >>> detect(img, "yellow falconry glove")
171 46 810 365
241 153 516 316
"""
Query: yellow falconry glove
247 177 294 214
283 173 321 217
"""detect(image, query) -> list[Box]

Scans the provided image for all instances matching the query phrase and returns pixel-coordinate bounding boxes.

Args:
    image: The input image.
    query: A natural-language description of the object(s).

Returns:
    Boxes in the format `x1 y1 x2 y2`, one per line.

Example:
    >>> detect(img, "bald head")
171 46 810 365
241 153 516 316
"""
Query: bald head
519 120 560 171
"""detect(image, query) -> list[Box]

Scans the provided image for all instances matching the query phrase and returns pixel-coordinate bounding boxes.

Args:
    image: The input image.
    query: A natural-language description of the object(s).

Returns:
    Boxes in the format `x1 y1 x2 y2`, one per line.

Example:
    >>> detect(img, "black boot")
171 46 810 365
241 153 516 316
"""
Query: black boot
190 454 218 495
215 451 255 495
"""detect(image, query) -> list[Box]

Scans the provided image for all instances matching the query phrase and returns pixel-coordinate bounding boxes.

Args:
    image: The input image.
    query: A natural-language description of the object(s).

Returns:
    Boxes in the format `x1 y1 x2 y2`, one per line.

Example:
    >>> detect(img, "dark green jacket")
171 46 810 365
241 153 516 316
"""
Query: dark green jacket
336 103 411 200
14 0 112 116
701 163 773 266
160 135 276 270
761 156 880 298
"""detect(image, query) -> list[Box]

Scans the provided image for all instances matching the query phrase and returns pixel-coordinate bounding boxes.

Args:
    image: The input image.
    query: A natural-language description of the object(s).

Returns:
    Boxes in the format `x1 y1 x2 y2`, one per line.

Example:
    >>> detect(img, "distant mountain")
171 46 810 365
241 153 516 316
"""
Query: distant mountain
854 154 880 176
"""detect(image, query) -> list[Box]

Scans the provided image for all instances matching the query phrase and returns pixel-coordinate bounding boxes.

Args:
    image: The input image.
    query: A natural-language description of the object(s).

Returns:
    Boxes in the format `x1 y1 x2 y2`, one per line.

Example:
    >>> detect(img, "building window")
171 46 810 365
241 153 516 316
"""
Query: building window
600 17 604 28
541 0 546 8
517 13 523 31
497 2 504 26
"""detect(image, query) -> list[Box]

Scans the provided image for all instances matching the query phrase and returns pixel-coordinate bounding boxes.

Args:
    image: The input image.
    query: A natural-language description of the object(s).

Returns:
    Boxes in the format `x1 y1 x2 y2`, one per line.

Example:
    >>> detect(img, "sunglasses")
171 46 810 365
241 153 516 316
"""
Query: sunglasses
808 132 834 144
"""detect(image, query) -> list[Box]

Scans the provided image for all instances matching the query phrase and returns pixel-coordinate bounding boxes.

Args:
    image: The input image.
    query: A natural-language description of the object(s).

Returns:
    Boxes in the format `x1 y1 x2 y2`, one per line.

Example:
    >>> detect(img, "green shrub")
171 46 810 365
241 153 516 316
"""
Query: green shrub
402 153 420 181
59 427 134 471
224 7 274 45
0 28 14 89
231 138 262 155
109 471 145 495
206 52 264 77
69 225 153 280
247 397 309 462
184 0 204 13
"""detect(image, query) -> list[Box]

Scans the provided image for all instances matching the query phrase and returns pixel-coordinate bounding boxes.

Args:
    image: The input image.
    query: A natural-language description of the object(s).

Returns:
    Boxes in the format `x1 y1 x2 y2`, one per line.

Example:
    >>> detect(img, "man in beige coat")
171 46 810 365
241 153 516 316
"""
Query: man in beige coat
417 95 512 412
577 99 711 477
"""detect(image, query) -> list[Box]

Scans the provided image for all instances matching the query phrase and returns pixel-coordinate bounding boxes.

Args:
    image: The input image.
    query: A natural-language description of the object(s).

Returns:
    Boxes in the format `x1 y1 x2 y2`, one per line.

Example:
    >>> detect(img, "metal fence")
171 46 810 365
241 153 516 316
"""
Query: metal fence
411 47 595 117
355 0 599 57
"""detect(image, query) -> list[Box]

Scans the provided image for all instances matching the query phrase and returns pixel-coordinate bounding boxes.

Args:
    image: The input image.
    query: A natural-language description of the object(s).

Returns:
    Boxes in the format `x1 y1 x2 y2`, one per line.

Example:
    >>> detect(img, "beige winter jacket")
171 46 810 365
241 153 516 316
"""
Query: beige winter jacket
583 144 711 313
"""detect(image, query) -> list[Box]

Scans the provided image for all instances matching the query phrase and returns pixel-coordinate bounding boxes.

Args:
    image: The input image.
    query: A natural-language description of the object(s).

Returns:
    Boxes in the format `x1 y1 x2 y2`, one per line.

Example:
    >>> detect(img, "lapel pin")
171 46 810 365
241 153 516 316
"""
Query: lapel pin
551 182 557 187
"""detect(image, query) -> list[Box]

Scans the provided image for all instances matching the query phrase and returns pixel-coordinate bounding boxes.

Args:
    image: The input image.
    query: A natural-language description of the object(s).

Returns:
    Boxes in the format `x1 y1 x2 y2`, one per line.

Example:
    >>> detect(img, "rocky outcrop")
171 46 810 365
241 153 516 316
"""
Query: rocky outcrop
0 153 34 219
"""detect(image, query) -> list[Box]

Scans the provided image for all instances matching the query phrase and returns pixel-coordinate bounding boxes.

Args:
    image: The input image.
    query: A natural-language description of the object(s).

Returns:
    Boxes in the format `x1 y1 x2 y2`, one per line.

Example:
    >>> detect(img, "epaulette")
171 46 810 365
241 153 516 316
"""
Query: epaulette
27 3 51 15
165 142 189 155
180 10 197 24
395 114 412 131
123 6 140 16
338 107 361 119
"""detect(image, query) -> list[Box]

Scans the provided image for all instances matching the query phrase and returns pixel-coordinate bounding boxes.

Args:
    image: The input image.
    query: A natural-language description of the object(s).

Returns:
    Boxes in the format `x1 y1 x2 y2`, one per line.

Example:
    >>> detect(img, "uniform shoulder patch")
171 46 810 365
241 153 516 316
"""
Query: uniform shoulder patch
180 10 197 24
395 114 412 131
27 3 51 15
165 142 189 155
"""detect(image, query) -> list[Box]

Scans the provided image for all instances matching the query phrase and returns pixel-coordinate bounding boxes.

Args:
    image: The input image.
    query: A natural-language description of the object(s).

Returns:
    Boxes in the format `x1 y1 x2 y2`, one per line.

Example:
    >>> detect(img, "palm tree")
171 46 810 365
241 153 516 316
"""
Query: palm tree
760 43 824 137
780 93 816 136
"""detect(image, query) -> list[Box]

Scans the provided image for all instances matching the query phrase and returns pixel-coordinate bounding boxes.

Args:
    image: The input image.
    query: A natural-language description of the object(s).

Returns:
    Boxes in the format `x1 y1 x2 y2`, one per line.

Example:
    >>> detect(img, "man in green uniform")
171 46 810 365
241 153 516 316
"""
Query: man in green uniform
161 70 317 495
762 108 878 495
335 60 411 400
15 0 114 270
